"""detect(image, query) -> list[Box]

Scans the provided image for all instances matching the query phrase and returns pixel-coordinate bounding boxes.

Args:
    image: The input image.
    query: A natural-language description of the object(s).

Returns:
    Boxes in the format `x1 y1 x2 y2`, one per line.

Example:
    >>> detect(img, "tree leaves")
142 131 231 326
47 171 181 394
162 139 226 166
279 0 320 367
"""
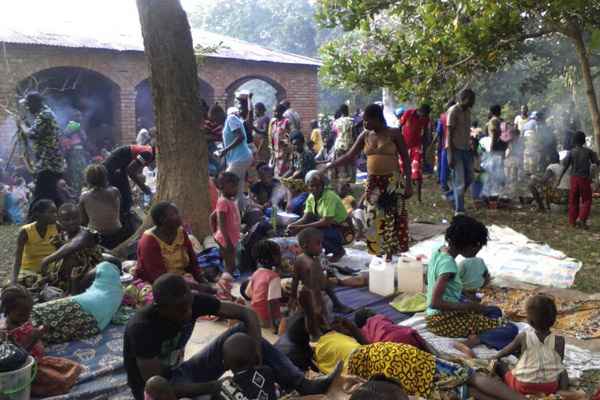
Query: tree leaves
316 0 598 111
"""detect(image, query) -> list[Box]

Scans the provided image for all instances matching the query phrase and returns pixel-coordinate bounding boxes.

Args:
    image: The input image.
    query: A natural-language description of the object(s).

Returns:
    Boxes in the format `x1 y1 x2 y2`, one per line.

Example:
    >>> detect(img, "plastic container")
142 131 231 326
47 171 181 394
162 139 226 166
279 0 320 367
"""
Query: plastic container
396 257 425 294
0 356 36 400
369 257 396 297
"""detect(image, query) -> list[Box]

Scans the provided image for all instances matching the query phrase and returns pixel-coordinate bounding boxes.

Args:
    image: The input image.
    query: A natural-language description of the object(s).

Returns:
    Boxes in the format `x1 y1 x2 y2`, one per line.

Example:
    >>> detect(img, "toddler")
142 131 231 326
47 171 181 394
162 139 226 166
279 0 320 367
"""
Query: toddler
246 240 283 333
211 172 241 298
493 294 569 395
458 257 490 299
1 285 82 397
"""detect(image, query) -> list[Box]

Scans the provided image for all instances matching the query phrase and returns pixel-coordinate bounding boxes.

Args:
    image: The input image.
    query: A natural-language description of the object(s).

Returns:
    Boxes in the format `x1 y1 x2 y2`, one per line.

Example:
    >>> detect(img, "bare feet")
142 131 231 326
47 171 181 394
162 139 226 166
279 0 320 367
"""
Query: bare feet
453 334 481 358
453 341 477 358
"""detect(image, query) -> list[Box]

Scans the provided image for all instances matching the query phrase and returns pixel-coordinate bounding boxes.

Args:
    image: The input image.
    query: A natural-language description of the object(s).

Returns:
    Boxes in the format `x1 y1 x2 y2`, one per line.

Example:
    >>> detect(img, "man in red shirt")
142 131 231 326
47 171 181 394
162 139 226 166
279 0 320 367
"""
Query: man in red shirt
400 104 432 202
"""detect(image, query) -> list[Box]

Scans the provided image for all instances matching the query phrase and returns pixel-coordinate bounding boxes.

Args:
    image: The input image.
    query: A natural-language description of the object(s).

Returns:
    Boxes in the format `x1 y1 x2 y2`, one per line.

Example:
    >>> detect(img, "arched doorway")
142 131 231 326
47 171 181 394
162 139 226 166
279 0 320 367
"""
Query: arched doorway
225 76 287 113
17 67 121 151
135 78 214 129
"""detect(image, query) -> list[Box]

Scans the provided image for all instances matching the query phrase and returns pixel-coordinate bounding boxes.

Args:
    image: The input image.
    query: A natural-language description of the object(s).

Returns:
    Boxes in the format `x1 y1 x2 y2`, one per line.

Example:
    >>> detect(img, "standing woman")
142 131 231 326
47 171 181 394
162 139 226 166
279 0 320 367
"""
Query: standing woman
269 104 291 177
330 104 356 192
220 107 253 211
253 102 271 164
325 103 412 259
19 92 65 212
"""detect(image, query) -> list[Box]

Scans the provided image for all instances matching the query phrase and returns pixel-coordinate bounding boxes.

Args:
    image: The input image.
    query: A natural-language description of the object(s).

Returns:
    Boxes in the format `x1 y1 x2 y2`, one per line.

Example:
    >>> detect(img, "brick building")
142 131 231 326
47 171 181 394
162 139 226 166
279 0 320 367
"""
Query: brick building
0 26 320 155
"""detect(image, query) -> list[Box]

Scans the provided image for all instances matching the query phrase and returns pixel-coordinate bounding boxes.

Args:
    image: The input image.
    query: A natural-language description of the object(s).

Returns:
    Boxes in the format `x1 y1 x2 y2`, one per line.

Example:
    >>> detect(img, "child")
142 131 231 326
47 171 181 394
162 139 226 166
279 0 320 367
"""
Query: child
12 199 58 287
1 285 82 397
470 136 485 205
290 228 353 341
247 240 283 333
458 257 490 299
291 227 331 341
144 333 278 400
426 216 518 358
211 172 241 297
559 130 599 228
493 295 569 396
218 333 279 399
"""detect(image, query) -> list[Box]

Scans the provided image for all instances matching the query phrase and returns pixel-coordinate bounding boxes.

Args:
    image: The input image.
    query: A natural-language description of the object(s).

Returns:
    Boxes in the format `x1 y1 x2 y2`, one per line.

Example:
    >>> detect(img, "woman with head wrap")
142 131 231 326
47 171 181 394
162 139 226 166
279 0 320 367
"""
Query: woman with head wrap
324 103 412 260
286 171 353 261
62 118 88 195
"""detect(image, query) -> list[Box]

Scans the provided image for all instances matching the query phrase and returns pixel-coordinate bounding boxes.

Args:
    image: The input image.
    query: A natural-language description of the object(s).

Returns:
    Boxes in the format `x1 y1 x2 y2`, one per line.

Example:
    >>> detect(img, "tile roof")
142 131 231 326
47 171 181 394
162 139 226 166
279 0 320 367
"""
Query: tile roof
0 24 321 67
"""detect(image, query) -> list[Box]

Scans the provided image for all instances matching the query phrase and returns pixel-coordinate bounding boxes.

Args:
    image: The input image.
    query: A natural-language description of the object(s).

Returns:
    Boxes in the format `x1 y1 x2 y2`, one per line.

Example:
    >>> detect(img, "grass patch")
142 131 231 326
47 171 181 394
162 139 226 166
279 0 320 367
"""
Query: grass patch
407 175 600 294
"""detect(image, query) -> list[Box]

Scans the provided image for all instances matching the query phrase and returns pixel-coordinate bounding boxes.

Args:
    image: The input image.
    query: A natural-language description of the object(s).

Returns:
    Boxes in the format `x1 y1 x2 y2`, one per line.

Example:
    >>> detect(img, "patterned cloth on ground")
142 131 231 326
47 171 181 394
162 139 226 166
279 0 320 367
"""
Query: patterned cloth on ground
481 287 600 339
32 298 100 344
347 342 436 397
425 311 502 338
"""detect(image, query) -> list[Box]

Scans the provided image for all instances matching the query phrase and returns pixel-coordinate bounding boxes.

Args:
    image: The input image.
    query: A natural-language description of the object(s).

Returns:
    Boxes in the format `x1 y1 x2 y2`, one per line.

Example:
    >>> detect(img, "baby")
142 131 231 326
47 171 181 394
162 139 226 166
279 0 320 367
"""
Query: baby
458 257 490 300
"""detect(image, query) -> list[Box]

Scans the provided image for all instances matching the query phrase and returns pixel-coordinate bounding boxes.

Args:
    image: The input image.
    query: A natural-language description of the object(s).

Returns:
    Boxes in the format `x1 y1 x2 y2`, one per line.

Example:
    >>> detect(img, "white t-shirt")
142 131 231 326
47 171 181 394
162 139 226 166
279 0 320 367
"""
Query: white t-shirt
514 115 528 133
547 164 570 190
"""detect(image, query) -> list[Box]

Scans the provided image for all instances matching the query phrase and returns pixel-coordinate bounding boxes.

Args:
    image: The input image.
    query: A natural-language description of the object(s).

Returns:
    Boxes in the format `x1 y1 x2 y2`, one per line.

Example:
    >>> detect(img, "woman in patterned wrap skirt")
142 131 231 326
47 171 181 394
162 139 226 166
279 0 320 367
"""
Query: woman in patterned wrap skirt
32 262 123 344
324 104 412 260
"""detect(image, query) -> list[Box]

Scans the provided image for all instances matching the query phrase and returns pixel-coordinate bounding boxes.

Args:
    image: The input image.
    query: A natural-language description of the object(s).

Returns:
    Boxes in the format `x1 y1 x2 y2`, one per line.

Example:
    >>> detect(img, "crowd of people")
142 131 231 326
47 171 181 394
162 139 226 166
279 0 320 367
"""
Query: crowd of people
0 88 596 400
430 91 598 227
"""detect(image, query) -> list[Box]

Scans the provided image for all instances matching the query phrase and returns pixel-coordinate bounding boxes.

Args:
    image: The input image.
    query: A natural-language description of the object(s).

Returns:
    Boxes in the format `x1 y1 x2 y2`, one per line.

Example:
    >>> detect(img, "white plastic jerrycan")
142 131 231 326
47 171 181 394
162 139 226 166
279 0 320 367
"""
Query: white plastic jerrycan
396 257 425 294
369 256 396 297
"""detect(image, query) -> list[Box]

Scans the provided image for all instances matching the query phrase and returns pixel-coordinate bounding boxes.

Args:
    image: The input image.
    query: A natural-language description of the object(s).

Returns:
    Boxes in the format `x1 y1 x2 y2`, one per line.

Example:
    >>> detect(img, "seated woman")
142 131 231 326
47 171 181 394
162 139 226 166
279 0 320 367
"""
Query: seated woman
135 202 210 292
426 215 518 358
313 323 526 400
287 171 353 262
80 164 124 249
31 261 124 344
40 203 104 294
12 199 58 288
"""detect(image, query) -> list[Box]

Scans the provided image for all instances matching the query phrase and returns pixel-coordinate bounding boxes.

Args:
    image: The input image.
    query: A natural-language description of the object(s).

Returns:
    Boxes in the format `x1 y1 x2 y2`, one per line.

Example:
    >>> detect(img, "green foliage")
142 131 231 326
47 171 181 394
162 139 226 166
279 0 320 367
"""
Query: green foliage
316 0 600 111
194 41 223 66
188 0 376 113
190 0 318 57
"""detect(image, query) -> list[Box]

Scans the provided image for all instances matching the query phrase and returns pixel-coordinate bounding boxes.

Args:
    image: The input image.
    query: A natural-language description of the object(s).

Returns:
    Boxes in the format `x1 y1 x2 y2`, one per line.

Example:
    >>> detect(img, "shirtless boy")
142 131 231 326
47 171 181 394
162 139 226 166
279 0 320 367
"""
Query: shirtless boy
290 228 333 341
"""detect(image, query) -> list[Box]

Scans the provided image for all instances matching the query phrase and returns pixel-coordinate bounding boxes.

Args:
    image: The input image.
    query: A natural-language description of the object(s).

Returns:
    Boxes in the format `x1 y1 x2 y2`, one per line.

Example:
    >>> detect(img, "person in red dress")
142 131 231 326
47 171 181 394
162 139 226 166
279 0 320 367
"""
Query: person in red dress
400 104 432 202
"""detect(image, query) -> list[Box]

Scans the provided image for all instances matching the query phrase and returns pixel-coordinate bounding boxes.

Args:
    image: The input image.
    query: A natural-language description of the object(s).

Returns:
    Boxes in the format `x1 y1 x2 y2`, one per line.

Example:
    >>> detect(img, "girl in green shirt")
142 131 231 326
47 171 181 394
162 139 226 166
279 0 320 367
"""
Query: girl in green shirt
426 215 517 357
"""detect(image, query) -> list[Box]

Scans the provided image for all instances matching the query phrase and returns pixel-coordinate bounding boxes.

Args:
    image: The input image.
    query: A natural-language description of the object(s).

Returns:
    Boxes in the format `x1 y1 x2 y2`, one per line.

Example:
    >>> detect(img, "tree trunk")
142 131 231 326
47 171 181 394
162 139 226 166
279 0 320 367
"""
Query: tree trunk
136 0 210 239
569 23 600 151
